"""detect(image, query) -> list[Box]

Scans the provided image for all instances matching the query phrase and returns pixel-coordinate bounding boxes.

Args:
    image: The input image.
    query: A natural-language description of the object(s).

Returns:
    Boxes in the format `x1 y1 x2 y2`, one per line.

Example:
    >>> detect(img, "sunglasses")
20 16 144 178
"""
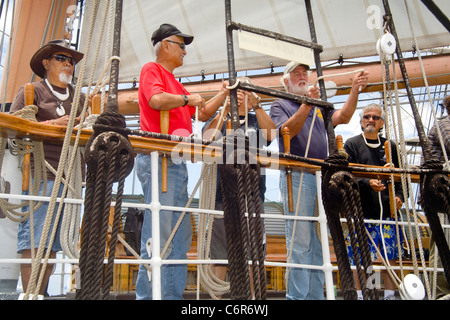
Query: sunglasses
165 39 186 50
49 54 75 66
363 114 382 121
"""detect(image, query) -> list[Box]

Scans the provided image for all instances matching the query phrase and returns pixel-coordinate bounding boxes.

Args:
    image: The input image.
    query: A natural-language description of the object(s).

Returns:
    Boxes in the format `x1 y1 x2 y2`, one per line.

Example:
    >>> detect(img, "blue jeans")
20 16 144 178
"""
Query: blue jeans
17 179 64 253
135 154 192 300
280 171 324 300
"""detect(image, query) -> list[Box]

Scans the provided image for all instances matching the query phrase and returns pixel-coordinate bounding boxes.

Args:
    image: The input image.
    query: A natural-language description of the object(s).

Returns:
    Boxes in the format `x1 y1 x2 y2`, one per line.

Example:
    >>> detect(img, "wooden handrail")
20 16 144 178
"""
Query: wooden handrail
0 112 432 183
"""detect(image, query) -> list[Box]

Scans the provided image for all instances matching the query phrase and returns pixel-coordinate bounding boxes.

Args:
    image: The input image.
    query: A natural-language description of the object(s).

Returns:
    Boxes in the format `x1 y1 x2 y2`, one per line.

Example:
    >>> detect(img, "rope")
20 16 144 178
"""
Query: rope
0 106 47 222
379 33 429 297
321 161 360 300
313 68 365 92
196 163 231 299
219 134 266 299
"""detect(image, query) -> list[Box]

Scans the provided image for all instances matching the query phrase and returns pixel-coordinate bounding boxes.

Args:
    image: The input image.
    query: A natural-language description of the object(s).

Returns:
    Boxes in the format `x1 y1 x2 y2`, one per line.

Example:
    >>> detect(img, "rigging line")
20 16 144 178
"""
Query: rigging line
380 46 410 286
27 0 104 297
420 0 450 33
49 0 63 41
381 50 408 283
389 46 433 295
101 0 115 113
404 0 449 166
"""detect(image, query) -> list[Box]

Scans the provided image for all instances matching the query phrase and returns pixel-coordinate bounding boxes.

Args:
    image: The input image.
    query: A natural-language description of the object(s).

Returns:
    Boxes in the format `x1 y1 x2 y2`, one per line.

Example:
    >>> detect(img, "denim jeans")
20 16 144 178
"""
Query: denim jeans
135 154 192 300
17 179 64 253
280 170 324 300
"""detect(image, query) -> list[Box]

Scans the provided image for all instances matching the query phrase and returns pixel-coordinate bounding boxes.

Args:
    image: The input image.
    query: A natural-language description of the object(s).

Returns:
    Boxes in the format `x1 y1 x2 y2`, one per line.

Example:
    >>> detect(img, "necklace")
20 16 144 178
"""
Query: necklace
362 133 381 148
45 78 69 116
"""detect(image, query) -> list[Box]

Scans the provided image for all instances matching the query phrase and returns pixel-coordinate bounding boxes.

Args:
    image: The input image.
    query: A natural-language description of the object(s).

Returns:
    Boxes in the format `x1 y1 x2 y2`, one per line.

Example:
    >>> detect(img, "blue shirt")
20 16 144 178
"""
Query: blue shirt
270 99 335 159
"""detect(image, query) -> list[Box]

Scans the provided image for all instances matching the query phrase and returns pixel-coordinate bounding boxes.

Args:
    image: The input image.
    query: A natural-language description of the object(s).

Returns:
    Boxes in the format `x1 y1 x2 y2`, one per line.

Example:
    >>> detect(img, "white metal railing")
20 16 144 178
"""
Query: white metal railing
0 150 448 299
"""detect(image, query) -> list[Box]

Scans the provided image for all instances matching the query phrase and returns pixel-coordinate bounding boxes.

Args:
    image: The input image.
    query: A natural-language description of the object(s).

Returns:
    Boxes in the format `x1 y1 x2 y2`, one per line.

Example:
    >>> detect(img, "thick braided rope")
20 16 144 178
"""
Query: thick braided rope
102 148 129 299
321 153 358 300
243 162 262 299
248 162 266 299
340 177 378 300
220 163 250 299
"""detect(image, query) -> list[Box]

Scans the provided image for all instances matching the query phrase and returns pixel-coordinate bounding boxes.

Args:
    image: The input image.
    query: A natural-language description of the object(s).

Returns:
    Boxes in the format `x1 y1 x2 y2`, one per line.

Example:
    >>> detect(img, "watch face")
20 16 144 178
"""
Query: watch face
182 94 189 105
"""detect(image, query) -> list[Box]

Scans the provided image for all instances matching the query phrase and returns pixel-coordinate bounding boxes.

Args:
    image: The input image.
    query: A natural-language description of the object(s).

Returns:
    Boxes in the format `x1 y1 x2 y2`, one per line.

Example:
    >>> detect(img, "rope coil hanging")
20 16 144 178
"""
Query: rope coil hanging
321 152 378 300
219 132 266 300
77 116 134 300
76 0 135 300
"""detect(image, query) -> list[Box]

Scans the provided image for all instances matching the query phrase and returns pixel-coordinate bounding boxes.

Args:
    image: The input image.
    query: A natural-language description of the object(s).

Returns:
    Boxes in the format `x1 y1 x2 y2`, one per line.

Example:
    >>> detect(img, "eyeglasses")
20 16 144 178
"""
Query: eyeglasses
165 39 186 50
49 54 75 66
363 114 382 121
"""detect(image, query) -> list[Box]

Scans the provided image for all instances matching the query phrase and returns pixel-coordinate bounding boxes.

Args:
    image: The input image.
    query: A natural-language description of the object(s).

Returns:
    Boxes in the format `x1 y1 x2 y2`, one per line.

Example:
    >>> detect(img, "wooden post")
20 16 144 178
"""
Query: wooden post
22 83 33 192
160 110 169 193
282 127 294 212
336 134 343 150
384 140 396 218
91 94 102 114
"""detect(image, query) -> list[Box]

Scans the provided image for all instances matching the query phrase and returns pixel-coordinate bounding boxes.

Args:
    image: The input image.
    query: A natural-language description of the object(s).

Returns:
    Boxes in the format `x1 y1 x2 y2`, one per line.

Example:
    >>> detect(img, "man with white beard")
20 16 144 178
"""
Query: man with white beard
269 61 368 300
10 39 86 297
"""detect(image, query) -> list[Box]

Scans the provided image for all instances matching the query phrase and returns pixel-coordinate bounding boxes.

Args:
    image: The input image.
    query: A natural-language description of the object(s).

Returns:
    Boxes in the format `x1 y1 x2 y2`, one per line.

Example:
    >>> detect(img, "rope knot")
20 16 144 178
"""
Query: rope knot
92 111 127 136
324 152 349 167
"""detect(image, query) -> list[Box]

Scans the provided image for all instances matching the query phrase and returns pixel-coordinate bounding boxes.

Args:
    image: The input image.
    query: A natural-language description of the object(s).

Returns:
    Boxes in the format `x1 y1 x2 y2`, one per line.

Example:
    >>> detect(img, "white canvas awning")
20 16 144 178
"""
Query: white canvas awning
78 0 449 85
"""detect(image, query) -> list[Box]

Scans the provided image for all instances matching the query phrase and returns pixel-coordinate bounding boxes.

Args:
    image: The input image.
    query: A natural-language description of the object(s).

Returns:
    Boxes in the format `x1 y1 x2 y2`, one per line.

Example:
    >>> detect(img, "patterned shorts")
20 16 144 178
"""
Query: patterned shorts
346 217 404 265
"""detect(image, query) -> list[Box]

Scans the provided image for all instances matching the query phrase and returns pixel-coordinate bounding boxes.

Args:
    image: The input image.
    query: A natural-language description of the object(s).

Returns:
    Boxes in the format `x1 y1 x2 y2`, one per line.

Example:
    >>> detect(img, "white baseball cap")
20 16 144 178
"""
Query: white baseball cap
283 61 310 75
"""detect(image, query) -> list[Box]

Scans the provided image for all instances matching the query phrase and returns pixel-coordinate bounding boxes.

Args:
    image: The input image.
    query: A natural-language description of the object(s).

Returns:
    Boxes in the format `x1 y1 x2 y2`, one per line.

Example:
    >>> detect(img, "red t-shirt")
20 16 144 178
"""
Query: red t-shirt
138 62 195 137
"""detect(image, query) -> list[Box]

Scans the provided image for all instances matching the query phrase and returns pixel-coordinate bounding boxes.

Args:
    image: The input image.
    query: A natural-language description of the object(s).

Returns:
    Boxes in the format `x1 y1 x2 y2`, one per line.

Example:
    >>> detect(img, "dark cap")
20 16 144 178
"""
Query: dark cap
151 23 194 46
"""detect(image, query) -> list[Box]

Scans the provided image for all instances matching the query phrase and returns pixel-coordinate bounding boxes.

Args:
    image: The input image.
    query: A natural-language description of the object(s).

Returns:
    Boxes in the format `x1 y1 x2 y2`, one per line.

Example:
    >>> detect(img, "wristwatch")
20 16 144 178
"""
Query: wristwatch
181 94 189 106
253 103 262 110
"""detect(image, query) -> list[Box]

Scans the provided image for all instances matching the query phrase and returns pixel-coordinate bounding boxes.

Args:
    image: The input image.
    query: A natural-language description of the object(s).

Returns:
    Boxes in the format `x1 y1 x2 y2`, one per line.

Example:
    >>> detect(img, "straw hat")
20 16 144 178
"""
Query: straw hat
30 39 84 78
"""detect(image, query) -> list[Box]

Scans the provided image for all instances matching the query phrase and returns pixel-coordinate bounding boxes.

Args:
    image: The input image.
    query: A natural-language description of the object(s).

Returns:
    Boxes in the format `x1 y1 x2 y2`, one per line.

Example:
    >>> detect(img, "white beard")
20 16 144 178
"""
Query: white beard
59 72 73 84
288 78 307 96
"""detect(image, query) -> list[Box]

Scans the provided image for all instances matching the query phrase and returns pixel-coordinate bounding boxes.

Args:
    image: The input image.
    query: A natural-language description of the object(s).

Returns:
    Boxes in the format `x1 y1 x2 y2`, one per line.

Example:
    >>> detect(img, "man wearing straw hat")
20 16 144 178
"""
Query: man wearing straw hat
10 39 86 297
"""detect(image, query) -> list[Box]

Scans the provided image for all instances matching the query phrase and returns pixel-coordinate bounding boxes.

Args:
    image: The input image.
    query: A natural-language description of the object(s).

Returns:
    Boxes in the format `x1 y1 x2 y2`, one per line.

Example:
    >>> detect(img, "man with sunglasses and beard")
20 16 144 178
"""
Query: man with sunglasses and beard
10 39 86 297
344 103 404 300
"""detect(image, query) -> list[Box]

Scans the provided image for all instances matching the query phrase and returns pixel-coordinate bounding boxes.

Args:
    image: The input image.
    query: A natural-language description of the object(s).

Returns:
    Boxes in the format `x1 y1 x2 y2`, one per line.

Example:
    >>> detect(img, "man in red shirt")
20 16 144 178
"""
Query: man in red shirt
136 24 228 300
